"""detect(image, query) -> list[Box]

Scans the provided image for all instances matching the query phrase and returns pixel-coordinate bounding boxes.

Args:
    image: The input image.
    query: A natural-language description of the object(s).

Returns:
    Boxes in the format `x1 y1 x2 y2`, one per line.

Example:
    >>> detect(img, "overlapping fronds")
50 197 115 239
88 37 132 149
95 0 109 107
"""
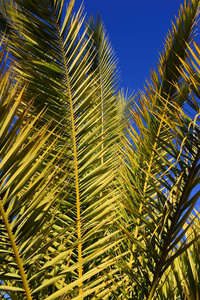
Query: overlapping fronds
156 212 200 300
0 1 125 299
115 1 200 299
0 0 200 299
0 39 72 300
85 14 124 164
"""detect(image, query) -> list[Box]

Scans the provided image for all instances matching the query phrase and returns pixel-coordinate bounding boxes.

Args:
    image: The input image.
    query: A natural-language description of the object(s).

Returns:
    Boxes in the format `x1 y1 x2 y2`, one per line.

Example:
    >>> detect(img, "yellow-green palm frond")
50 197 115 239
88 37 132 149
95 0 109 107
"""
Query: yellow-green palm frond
156 212 200 300
0 39 72 300
0 2 126 299
134 0 199 120
114 2 200 299
0 1 199 299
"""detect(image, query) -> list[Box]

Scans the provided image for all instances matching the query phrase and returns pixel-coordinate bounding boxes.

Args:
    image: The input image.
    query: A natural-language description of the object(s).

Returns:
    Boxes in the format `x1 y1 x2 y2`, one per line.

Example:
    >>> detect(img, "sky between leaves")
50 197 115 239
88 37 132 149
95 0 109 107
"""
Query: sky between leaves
74 0 198 92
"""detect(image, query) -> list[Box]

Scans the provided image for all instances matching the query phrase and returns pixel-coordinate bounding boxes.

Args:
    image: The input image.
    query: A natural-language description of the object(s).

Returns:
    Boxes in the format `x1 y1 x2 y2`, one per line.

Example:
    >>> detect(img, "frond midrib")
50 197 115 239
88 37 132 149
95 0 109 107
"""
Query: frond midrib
48 0 83 291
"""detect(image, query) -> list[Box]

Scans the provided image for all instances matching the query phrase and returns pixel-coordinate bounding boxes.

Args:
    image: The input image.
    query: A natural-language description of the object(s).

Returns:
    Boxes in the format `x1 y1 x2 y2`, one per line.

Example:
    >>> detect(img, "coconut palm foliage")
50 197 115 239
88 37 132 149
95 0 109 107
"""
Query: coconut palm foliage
0 0 200 299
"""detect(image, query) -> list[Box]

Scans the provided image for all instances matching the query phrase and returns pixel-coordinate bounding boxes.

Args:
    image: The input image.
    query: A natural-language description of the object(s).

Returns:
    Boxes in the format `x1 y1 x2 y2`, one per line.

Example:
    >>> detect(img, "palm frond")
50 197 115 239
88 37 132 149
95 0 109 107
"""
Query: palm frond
115 1 200 299
0 38 71 300
0 1 126 298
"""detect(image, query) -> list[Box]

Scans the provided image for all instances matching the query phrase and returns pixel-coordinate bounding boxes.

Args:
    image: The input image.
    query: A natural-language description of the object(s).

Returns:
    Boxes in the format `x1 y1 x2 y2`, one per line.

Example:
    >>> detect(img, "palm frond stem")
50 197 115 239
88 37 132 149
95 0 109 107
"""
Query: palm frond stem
0 198 33 300
147 147 200 300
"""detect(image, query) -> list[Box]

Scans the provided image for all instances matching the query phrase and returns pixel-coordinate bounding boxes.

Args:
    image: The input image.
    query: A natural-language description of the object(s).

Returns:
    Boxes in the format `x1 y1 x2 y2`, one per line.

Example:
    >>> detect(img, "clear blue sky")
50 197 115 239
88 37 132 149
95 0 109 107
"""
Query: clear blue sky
74 0 187 92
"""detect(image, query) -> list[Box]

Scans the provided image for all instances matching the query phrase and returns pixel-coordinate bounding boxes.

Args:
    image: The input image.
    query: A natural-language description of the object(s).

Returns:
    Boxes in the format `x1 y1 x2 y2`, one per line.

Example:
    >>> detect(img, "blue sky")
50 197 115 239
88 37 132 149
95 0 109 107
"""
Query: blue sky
74 0 186 92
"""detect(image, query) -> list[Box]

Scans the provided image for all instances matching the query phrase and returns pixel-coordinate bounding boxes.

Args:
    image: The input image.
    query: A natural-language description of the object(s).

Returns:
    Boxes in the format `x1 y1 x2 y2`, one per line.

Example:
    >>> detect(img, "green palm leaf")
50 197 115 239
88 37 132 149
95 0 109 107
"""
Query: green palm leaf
0 0 199 299
115 1 200 299
0 1 125 298
0 38 71 300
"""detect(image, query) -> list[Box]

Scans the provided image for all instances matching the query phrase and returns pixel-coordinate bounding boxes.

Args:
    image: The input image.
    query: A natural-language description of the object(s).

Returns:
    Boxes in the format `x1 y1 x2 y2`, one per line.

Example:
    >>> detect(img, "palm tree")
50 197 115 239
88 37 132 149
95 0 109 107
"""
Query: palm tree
0 0 199 299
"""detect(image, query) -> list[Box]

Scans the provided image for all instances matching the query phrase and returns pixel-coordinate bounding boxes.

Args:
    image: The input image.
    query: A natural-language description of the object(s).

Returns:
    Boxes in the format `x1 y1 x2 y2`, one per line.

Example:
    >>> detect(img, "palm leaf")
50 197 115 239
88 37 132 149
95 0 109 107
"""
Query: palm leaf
0 1 125 298
115 1 200 299
0 38 71 300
